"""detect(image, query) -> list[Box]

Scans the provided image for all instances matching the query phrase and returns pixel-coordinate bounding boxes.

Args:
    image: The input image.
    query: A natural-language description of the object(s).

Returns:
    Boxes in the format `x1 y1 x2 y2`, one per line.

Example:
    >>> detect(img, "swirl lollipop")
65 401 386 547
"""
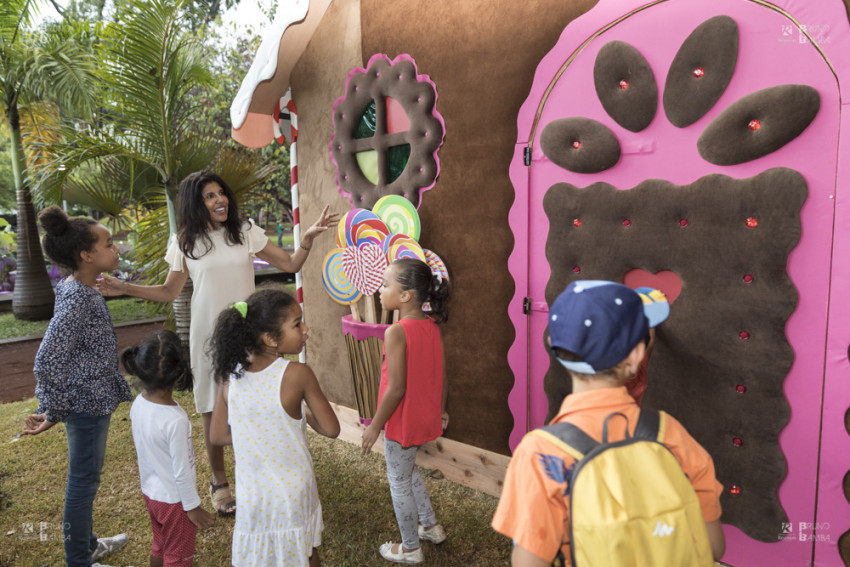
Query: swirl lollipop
322 248 361 304
387 236 426 262
356 228 387 249
353 218 389 248
373 195 421 240
337 208 373 248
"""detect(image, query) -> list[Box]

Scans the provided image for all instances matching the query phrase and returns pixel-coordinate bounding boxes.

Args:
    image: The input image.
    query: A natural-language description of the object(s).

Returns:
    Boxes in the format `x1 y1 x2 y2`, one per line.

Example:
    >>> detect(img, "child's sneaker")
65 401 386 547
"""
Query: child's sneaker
417 523 446 544
91 533 129 561
379 542 424 564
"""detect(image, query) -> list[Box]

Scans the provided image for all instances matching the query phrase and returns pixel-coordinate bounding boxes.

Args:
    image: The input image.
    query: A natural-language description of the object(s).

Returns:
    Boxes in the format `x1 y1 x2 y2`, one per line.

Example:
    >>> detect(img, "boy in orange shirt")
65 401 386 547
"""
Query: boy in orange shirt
492 280 725 566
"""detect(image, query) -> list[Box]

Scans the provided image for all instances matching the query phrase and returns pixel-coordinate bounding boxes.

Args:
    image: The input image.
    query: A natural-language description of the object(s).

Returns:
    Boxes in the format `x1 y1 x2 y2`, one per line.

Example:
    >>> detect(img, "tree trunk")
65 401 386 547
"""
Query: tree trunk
9 103 55 321
173 276 193 354
164 189 192 352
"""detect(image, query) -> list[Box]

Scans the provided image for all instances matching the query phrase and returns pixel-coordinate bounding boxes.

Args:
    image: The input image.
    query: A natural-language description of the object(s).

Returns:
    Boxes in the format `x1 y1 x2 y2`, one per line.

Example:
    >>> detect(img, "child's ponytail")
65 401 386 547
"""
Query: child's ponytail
38 205 98 271
121 346 140 377
392 258 451 324
210 303 254 382
427 272 451 324
121 330 193 392
209 288 299 381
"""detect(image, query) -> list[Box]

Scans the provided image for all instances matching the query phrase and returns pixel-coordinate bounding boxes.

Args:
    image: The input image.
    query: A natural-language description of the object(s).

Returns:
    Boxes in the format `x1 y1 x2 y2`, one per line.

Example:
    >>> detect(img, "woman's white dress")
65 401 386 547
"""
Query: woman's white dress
164 221 268 413
228 358 324 566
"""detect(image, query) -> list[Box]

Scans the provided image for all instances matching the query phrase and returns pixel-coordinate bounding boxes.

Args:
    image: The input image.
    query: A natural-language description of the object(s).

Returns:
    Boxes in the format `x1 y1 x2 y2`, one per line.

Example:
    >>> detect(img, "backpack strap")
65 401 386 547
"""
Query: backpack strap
532 421 598 462
633 408 666 443
531 409 668 459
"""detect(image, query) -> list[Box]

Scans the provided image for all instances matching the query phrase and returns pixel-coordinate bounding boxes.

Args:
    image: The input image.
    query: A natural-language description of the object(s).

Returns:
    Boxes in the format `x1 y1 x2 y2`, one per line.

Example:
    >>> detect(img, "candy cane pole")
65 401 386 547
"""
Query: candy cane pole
285 99 305 363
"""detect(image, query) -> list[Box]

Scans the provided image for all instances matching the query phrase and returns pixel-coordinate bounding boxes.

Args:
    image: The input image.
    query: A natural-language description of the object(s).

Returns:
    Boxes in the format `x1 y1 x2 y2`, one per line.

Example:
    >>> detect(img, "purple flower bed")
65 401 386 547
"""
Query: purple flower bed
0 244 142 295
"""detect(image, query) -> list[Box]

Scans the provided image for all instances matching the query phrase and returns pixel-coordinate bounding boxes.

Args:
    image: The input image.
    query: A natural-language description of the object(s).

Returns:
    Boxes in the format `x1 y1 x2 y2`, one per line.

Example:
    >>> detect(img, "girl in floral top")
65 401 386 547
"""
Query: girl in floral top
23 205 133 567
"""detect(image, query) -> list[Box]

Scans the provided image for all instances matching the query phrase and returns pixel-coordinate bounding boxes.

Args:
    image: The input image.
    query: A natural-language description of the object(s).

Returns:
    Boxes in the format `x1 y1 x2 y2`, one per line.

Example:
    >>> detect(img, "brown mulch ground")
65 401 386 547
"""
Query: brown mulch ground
0 320 166 405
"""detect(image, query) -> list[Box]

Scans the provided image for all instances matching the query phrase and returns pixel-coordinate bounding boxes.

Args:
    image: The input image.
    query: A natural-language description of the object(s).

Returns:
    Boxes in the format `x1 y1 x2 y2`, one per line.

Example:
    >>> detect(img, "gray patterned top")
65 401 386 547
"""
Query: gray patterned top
34 279 132 422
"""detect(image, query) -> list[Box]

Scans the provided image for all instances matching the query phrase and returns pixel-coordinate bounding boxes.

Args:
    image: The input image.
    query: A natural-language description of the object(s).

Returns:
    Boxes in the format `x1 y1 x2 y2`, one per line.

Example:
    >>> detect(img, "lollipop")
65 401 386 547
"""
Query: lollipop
423 249 449 280
386 235 426 262
342 244 387 295
355 228 387 249
337 208 374 248
322 248 361 304
353 218 389 248
373 195 421 240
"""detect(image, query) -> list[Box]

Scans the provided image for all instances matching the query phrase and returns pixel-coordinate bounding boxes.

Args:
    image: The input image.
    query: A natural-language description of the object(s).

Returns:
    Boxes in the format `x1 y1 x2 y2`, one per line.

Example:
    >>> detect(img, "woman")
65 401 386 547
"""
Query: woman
98 170 337 515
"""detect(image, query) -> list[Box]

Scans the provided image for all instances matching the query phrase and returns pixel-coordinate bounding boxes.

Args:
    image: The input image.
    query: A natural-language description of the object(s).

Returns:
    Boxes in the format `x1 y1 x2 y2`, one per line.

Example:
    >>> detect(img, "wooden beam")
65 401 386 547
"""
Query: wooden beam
331 403 510 497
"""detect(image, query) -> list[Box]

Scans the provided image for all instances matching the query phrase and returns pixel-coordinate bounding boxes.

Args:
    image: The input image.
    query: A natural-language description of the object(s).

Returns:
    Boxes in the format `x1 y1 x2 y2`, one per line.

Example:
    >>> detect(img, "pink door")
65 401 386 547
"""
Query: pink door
507 0 850 564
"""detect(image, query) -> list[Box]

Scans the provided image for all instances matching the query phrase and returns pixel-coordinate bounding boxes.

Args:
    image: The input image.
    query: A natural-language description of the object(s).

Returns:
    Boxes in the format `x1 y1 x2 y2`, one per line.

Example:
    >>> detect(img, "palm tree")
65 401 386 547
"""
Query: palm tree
35 0 274 342
1 0 96 319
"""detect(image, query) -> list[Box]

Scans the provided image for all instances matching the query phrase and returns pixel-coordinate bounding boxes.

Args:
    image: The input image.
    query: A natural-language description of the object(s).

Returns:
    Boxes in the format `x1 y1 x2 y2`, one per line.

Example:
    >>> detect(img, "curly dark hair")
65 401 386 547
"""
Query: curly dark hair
209 287 298 382
38 205 99 271
177 170 244 259
392 258 451 323
121 330 193 392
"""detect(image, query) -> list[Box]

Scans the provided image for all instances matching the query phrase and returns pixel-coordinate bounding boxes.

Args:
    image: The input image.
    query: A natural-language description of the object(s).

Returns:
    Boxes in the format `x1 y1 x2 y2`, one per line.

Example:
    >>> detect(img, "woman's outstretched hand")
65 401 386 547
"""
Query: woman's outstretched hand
95 274 126 297
301 205 340 246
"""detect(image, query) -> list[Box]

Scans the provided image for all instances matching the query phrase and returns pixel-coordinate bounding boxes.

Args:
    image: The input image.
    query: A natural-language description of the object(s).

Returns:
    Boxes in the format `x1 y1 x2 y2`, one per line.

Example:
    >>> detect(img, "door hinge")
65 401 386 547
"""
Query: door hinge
523 146 531 166
523 297 532 315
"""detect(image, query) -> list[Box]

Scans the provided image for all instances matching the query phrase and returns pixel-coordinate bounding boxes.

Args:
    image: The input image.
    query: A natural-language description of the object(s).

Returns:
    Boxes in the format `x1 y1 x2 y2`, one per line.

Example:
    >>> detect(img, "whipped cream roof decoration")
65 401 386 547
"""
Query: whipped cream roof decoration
230 0 331 148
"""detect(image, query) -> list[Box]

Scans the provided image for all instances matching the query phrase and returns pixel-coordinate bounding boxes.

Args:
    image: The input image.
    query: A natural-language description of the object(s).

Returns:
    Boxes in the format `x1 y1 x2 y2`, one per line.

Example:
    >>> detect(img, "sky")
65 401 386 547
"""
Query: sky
38 0 276 37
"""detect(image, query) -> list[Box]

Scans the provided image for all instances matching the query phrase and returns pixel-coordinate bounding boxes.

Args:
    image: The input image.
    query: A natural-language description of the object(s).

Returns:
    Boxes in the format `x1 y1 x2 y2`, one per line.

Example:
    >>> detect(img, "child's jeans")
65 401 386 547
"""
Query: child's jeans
64 412 111 566
384 438 438 550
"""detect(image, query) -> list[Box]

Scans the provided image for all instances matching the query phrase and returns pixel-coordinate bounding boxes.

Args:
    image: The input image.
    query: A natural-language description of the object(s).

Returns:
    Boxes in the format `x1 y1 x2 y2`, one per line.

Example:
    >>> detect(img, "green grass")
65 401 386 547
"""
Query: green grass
0 390 511 566
0 298 162 341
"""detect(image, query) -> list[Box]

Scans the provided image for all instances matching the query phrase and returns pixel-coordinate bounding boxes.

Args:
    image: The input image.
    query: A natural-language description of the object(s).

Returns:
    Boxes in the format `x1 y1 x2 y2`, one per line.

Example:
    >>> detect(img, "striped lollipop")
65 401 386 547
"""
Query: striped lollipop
337 208 378 248
385 235 426 262
322 248 361 304
342 244 387 295
353 218 389 248
423 249 449 280
373 195 421 240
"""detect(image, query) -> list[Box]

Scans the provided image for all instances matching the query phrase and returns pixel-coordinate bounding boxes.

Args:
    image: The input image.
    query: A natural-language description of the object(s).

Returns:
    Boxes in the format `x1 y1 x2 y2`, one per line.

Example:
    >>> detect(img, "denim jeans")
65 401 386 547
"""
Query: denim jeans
63 413 111 566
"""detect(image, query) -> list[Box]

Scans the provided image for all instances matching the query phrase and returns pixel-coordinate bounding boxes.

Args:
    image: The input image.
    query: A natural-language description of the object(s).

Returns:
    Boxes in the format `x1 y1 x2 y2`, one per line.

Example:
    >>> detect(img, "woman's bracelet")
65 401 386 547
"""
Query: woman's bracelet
300 242 311 251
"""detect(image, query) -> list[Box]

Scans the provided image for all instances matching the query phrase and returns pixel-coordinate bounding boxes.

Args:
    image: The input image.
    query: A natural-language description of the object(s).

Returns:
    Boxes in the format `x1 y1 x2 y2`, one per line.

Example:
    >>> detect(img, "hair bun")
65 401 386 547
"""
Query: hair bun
37 205 71 237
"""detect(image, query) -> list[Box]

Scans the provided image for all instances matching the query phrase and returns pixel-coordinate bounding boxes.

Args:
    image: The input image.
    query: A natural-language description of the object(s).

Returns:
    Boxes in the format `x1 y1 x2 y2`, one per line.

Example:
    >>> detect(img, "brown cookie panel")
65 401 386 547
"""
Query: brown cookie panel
664 15 739 128
542 168 807 541
594 40 657 132
540 117 621 173
698 84 820 165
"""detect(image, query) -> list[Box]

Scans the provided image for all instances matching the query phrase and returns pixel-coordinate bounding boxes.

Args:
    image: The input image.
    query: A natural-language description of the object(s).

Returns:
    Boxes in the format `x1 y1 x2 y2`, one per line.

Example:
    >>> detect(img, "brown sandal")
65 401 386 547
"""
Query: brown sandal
210 480 236 515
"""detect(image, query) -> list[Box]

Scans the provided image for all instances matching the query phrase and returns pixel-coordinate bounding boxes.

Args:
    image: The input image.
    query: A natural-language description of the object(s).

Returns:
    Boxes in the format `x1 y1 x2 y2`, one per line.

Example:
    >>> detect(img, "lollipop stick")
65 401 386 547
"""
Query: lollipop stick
350 299 362 322
365 295 377 324
393 309 400 323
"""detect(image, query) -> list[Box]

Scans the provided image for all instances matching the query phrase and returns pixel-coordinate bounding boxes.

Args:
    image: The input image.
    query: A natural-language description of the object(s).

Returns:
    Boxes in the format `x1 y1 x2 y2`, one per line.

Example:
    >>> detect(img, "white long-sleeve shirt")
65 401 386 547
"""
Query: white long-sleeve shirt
130 394 201 511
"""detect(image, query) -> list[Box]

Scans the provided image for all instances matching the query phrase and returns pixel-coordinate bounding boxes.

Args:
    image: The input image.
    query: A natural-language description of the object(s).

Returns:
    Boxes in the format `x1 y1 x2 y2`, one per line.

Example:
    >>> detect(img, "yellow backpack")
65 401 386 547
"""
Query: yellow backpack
532 409 714 567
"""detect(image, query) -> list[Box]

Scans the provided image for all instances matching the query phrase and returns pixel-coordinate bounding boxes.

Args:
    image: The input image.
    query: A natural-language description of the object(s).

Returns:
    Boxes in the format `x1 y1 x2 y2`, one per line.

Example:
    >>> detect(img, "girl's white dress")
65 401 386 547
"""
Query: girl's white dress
228 357 323 567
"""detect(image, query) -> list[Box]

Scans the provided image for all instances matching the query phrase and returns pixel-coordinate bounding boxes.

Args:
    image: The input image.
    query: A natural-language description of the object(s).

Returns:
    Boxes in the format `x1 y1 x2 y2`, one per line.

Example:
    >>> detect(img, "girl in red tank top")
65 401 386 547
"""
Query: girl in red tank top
361 259 451 564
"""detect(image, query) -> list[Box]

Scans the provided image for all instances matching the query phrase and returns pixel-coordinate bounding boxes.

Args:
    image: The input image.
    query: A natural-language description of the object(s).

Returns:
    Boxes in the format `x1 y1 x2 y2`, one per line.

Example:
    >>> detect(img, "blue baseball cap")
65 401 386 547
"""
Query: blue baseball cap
549 280 651 374
634 286 670 327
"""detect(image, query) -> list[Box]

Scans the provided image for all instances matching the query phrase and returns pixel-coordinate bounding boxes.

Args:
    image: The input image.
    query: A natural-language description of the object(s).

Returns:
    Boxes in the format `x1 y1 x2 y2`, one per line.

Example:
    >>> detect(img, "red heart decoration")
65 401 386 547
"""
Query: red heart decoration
342 244 387 295
623 269 682 303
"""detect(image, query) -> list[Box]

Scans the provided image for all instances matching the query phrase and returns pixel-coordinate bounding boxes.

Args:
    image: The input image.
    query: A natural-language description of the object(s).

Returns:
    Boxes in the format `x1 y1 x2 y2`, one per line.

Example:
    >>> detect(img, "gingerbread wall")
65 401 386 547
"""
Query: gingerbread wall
292 0 599 454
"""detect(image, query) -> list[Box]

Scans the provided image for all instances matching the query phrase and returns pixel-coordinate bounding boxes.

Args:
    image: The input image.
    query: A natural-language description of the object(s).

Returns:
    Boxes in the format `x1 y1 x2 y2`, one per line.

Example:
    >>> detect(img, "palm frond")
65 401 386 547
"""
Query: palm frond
0 0 42 45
